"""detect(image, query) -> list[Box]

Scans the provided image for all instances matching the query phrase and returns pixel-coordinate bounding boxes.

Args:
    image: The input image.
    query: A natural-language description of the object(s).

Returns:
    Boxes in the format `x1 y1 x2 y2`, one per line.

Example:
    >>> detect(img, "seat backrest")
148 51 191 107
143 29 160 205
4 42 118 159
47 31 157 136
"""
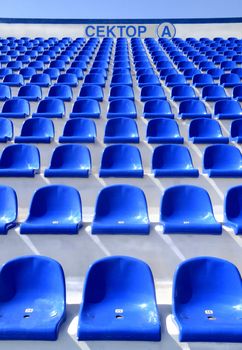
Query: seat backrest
21 117 54 137
2 98 29 114
0 185 17 221
0 144 40 168
28 185 82 219
161 185 214 220
37 98 65 113
101 144 141 168
204 145 242 168
50 145 91 168
82 256 156 304
225 185 242 220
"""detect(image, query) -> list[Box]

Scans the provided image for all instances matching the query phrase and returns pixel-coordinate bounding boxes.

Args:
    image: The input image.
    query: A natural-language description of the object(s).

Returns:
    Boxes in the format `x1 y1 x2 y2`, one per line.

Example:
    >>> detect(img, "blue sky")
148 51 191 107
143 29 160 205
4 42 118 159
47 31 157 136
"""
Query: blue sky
1 0 241 19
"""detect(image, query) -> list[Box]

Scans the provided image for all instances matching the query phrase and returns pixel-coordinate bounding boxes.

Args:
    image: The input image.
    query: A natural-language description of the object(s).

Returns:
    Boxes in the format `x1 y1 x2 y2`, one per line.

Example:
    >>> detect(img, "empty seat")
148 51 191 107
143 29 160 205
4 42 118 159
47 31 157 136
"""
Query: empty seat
78 256 160 340
110 74 132 87
107 99 137 119
233 85 242 101
192 73 214 87
140 85 166 101
0 68 12 79
214 99 242 119
56 73 78 87
179 100 211 119
173 256 242 341
189 118 229 144
15 118 54 143
202 85 229 101
59 118 96 143
47 85 72 102
143 99 174 119
0 99 30 118
3 74 24 87
20 185 82 234
0 144 40 177
146 118 183 144
45 145 91 177
230 119 242 142
17 85 42 101
84 73 105 87
43 67 60 80
66 67 84 80
203 144 242 177
220 73 241 87
70 99 100 119
165 74 187 87
0 185 17 233
160 185 221 234
138 74 160 87
171 85 197 101
152 145 198 177
29 73 51 87
100 145 143 177
78 85 103 102
32 99 65 119
225 185 242 234
0 255 66 339
0 85 11 101
104 117 139 143
109 85 134 101
0 118 13 143
92 185 149 234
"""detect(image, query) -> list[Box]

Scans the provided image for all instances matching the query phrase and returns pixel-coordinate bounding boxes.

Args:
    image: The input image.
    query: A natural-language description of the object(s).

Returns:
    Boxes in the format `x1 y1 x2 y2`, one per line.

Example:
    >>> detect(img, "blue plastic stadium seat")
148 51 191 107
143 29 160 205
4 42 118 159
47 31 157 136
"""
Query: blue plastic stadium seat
89 67 107 80
104 117 139 143
100 144 143 177
17 85 42 101
233 85 242 101
109 85 134 101
15 118 54 143
0 185 17 233
56 73 78 87
183 68 201 79
189 118 229 144
78 85 103 102
7 61 22 71
192 73 214 87
173 256 242 341
0 118 13 143
221 60 237 71
231 67 242 78
179 100 211 119
47 85 72 102
43 68 60 80
0 255 66 340
20 67 36 80
78 256 160 340
140 85 166 101
45 145 91 178
20 185 82 234
32 99 65 119
66 67 84 80
171 85 197 101
3 74 24 87
59 118 96 143
110 74 132 87
143 99 174 119
0 68 12 79
50 60 65 71
84 74 105 87
165 74 187 87
203 144 242 177
70 99 100 119
107 99 137 119
29 73 51 87
0 144 40 177
0 85 11 101
161 185 222 234
159 68 177 79
220 73 241 87
28 61 44 71
230 119 242 142
92 185 149 234
214 99 242 119
202 85 229 101
225 185 242 234
152 145 198 177
138 74 160 87
0 98 30 119
146 118 183 144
